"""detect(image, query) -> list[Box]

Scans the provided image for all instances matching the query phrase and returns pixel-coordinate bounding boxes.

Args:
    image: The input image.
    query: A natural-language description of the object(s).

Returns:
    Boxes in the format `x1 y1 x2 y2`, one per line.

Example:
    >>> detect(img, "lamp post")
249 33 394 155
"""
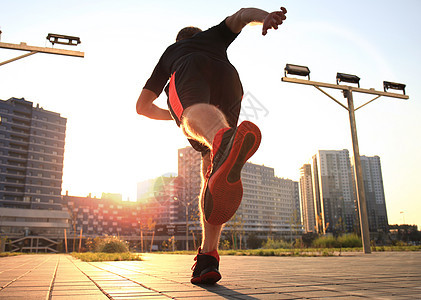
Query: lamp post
185 201 190 251
282 65 408 254
173 196 192 251
0 33 84 66
138 221 144 253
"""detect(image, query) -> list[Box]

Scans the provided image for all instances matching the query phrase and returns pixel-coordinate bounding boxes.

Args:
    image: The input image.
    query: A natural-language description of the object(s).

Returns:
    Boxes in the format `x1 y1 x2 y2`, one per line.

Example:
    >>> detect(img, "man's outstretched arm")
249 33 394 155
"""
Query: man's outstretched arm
136 89 173 120
226 7 287 35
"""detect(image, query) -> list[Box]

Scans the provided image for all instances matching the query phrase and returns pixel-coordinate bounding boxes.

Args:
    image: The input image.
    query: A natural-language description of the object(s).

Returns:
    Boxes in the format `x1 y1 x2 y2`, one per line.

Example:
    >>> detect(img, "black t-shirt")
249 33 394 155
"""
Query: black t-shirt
143 19 240 97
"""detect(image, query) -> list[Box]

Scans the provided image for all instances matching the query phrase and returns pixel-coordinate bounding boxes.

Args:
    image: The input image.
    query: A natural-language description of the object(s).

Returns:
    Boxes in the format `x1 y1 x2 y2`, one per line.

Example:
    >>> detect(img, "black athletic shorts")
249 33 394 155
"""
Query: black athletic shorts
167 53 243 155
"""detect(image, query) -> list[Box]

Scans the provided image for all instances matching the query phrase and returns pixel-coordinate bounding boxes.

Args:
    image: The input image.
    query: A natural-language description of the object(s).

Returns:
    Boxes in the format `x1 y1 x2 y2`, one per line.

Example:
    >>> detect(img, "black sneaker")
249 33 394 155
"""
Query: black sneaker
191 248 221 284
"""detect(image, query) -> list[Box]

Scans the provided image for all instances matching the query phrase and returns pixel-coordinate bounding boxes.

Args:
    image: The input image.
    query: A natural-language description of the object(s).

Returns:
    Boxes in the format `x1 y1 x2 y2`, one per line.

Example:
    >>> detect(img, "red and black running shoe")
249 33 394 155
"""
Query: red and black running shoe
191 248 221 284
204 121 261 225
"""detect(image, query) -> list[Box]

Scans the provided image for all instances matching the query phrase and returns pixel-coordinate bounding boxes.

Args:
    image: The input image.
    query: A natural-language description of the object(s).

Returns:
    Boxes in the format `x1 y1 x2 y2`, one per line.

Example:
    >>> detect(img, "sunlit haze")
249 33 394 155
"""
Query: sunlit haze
1 0 420 228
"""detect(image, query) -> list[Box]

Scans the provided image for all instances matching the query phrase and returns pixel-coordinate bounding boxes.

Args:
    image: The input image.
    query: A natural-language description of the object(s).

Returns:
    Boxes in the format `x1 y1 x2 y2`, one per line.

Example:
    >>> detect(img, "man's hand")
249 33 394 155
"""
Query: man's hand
226 7 287 35
262 7 287 36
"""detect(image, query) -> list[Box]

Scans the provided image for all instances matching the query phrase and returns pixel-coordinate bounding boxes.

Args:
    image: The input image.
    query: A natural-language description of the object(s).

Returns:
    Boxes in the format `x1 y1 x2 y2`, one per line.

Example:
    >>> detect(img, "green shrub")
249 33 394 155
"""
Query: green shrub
312 235 340 248
262 238 292 249
338 234 362 248
94 236 129 253
312 234 362 248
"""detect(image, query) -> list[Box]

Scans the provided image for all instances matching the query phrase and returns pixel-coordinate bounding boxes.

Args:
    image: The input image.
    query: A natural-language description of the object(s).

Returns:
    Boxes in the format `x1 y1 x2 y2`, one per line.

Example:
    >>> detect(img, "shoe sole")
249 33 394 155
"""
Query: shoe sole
191 271 222 284
204 121 261 225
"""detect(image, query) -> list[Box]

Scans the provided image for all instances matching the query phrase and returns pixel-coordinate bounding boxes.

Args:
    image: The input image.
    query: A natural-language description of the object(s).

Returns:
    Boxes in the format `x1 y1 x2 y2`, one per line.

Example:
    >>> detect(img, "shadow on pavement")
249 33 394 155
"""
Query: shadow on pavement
197 283 260 299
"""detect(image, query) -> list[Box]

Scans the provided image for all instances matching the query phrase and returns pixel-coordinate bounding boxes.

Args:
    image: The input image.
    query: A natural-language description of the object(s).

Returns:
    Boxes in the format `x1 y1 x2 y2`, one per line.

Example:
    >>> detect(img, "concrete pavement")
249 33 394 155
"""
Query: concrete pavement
0 252 420 299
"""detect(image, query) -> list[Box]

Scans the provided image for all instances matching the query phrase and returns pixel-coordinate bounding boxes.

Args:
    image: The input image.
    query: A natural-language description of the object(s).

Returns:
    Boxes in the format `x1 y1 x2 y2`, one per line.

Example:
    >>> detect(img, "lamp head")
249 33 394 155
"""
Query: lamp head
383 81 406 95
336 73 360 88
284 64 310 80
46 33 81 46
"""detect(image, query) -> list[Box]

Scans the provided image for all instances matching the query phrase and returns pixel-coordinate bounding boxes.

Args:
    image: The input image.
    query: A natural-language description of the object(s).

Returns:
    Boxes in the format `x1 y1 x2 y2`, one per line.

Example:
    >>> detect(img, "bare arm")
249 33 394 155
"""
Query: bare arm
136 89 173 120
226 7 287 35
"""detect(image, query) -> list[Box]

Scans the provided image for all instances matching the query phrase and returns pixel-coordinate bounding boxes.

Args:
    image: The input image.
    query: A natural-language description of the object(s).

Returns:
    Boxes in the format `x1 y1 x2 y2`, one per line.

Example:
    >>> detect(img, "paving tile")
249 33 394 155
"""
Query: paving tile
230 294 297 300
1 252 421 299
0 290 49 298
112 296 173 300
50 295 109 300
283 289 344 298
0 295 49 300
1 285 50 291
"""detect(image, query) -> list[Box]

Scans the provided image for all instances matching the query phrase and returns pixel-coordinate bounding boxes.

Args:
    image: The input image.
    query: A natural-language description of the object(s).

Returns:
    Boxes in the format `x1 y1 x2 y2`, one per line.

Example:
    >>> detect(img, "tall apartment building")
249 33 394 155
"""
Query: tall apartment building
0 98 66 209
0 98 68 251
177 147 202 225
299 164 316 232
358 155 389 233
316 150 356 233
300 150 389 235
237 163 301 238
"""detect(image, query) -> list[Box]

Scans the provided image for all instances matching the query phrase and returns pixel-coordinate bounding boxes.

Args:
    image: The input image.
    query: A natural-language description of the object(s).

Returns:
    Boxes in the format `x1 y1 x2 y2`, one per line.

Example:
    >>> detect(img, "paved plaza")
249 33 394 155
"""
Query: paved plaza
0 252 420 299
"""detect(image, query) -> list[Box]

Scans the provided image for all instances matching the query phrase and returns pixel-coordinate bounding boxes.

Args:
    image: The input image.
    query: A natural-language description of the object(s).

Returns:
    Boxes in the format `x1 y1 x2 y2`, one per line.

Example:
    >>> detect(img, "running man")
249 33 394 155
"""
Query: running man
136 6 287 284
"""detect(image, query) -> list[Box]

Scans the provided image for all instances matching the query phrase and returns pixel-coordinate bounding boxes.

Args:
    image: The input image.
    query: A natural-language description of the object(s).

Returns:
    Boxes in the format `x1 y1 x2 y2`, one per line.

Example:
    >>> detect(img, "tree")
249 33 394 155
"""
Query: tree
227 214 244 250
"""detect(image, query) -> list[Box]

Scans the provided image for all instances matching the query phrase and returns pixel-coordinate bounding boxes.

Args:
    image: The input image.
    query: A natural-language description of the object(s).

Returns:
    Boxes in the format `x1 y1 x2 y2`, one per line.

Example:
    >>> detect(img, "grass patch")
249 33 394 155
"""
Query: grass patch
219 248 335 257
373 245 421 252
0 252 25 258
154 245 421 257
71 252 142 262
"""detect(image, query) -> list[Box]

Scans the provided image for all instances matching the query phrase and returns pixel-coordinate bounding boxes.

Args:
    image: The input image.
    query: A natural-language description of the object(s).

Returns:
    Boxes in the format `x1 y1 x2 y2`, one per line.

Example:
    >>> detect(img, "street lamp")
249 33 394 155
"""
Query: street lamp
173 196 192 251
0 33 84 67
138 220 144 253
336 73 360 88
282 64 409 254
46 33 81 46
284 63 311 80
384 81 406 95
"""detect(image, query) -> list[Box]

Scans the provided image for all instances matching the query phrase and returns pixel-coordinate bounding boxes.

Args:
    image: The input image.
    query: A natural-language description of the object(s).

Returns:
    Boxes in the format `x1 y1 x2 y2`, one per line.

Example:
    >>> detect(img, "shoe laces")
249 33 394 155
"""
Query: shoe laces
191 255 198 271
191 248 220 271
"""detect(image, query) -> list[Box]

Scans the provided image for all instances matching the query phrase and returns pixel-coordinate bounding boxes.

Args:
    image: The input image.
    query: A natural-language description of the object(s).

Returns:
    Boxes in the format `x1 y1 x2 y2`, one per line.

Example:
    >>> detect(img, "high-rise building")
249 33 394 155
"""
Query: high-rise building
358 155 389 233
300 150 389 235
0 98 66 209
299 164 316 232
311 154 324 233
177 147 202 224
0 98 68 251
237 163 301 239
314 150 357 233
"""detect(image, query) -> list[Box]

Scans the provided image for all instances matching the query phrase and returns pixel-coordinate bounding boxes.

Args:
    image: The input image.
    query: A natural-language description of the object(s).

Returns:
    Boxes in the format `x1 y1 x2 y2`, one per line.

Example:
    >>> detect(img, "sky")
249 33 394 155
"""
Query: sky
1 0 420 228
